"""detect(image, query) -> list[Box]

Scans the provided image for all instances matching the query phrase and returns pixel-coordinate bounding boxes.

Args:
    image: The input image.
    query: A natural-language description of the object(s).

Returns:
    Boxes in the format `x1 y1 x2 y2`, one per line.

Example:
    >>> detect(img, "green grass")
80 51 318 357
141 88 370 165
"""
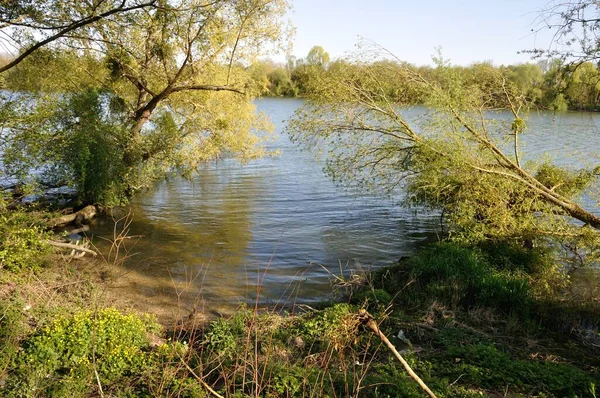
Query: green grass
1 239 599 397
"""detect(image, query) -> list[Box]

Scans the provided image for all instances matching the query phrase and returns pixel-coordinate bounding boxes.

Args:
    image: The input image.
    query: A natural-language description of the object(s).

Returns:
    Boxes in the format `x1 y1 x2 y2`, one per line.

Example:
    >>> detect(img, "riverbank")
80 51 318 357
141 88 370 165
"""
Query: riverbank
2 232 600 397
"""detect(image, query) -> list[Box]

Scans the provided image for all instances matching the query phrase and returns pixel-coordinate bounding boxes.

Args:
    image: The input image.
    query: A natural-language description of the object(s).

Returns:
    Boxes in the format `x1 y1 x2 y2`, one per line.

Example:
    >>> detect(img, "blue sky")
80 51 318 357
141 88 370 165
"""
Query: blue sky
281 0 555 66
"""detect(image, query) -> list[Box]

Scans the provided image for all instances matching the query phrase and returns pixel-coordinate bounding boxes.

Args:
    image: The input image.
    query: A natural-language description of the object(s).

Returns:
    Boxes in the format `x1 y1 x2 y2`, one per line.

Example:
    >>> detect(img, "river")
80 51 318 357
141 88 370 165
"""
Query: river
90 98 600 318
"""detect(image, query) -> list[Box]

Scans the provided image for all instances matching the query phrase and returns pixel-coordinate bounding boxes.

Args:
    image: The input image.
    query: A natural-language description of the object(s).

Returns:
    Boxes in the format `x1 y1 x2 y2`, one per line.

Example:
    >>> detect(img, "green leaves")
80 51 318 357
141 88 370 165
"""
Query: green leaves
290 47 600 262
10 308 160 395
0 207 50 273
1 0 290 205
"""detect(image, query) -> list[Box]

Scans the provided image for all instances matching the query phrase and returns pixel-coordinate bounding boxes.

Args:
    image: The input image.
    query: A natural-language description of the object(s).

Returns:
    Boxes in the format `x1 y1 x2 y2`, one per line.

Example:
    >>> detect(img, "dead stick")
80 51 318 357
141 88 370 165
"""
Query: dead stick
46 240 98 256
359 309 438 398
178 354 225 398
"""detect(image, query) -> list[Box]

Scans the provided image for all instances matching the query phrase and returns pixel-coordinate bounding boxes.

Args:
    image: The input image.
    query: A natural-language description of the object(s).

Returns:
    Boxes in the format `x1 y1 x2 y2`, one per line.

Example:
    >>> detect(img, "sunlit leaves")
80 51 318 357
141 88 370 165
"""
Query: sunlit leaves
289 48 600 261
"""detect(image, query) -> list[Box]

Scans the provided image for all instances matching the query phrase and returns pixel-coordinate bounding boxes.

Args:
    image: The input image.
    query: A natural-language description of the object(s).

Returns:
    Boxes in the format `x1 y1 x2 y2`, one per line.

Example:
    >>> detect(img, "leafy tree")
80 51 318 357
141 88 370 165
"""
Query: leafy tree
247 60 273 96
0 0 290 205
503 63 544 105
0 0 158 73
290 45 330 95
306 45 330 67
563 62 600 110
289 48 600 264
539 59 569 112
267 67 297 96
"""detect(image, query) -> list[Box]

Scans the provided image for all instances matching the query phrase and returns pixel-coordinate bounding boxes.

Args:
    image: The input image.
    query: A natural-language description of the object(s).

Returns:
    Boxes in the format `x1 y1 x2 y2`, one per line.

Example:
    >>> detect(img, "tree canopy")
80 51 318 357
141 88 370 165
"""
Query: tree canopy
0 0 290 204
288 47 600 265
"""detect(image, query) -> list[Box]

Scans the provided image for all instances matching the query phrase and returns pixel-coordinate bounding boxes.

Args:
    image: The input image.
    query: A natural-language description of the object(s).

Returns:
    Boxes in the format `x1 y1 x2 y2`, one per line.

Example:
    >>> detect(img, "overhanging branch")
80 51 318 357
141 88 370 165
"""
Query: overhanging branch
0 0 157 74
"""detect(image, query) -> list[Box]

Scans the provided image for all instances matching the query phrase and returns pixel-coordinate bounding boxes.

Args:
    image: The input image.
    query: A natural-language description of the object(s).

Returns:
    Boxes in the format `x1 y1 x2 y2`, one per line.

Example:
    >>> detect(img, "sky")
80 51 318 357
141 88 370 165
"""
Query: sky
279 0 557 66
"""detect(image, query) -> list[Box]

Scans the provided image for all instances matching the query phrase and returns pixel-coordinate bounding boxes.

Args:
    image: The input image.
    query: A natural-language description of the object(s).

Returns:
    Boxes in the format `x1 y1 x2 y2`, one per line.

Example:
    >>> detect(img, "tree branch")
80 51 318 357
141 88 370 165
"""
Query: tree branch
0 0 157 74
171 84 245 95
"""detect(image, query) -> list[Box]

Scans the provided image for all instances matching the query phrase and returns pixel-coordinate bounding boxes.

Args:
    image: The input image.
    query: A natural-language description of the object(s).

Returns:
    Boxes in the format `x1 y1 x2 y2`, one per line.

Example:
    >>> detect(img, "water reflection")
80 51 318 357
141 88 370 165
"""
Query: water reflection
91 98 441 313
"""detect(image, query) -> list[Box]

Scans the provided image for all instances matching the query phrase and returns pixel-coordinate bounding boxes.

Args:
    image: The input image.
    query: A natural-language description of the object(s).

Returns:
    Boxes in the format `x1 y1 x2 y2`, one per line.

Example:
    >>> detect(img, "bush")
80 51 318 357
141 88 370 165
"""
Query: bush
0 209 51 273
6 308 161 396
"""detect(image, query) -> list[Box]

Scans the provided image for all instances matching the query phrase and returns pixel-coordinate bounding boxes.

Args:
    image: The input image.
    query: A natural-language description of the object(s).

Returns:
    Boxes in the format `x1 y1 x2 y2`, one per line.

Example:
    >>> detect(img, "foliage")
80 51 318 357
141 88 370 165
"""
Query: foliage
5 308 161 396
306 45 330 67
249 45 332 98
0 0 290 205
428 331 600 397
288 47 600 262
296 303 356 346
255 42 600 112
398 243 533 316
0 204 51 272
0 296 29 381
1 255 598 398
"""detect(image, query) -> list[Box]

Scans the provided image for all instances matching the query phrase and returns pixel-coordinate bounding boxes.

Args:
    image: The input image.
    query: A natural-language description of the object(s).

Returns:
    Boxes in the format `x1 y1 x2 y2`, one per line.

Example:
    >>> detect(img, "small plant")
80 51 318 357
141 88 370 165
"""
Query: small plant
299 303 356 347
7 308 161 396
0 297 28 380
0 209 51 272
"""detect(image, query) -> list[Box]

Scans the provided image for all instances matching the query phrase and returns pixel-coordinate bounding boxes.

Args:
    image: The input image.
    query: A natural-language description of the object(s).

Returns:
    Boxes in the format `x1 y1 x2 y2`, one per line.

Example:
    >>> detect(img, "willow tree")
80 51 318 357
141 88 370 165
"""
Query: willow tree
0 0 289 204
288 50 600 265
0 0 159 74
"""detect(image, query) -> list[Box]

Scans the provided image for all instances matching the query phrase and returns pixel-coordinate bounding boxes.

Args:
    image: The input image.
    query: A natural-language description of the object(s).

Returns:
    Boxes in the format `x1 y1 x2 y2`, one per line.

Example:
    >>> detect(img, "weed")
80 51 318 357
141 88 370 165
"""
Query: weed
0 209 51 272
5 308 161 396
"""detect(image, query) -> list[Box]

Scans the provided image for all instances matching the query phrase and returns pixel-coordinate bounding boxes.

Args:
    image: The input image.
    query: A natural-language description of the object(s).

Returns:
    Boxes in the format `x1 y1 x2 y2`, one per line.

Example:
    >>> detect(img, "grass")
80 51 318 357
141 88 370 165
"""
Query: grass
1 214 600 398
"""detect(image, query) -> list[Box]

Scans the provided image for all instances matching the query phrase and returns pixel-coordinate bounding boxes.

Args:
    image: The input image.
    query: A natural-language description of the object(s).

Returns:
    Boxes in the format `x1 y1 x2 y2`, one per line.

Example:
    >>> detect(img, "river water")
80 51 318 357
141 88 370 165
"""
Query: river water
91 98 600 317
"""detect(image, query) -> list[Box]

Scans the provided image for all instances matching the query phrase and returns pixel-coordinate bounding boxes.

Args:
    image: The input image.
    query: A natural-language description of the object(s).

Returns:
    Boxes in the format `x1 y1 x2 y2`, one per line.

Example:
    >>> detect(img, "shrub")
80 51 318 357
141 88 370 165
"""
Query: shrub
0 209 51 273
7 308 161 396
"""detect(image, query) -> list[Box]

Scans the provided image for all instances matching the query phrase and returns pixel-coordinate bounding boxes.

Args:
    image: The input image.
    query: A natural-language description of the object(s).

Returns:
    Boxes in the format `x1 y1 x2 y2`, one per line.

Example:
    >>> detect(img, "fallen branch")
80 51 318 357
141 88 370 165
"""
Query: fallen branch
358 309 438 398
69 225 90 235
46 240 97 256
178 354 225 398
48 205 97 227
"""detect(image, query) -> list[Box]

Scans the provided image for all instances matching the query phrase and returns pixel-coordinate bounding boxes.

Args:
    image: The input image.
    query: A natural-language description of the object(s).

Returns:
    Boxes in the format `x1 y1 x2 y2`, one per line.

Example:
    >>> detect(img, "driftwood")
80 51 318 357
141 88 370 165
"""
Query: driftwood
49 205 97 228
359 309 438 398
69 225 90 235
46 240 97 256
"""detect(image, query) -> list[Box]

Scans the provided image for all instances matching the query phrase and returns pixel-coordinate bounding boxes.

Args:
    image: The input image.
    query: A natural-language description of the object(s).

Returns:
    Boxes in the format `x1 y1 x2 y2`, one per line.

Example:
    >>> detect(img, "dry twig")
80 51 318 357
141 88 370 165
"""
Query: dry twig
358 309 438 398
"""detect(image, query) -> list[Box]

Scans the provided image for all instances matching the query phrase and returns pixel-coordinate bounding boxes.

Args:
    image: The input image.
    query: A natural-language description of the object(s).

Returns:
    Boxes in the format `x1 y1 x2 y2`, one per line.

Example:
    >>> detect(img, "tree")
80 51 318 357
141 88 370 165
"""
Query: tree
289 48 600 264
267 67 297 96
503 63 544 105
1 0 290 204
563 62 600 110
0 0 158 74
290 45 330 95
306 45 330 67
539 59 569 112
532 0 600 63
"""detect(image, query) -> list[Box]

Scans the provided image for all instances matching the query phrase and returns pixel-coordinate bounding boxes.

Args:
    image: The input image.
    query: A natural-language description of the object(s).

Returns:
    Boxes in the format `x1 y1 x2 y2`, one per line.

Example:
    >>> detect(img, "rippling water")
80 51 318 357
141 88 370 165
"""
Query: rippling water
91 99 600 315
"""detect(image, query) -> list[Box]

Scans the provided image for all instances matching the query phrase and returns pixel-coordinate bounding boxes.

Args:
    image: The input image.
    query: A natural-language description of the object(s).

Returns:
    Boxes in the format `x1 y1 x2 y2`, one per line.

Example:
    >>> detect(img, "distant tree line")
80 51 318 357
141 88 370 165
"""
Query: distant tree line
250 46 600 112
4 42 600 112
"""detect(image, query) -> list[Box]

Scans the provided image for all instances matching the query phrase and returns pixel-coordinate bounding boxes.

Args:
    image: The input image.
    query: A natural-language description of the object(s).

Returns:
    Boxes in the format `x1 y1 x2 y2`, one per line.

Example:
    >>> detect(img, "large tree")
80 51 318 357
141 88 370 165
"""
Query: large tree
289 49 600 264
0 0 159 73
0 0 290 204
